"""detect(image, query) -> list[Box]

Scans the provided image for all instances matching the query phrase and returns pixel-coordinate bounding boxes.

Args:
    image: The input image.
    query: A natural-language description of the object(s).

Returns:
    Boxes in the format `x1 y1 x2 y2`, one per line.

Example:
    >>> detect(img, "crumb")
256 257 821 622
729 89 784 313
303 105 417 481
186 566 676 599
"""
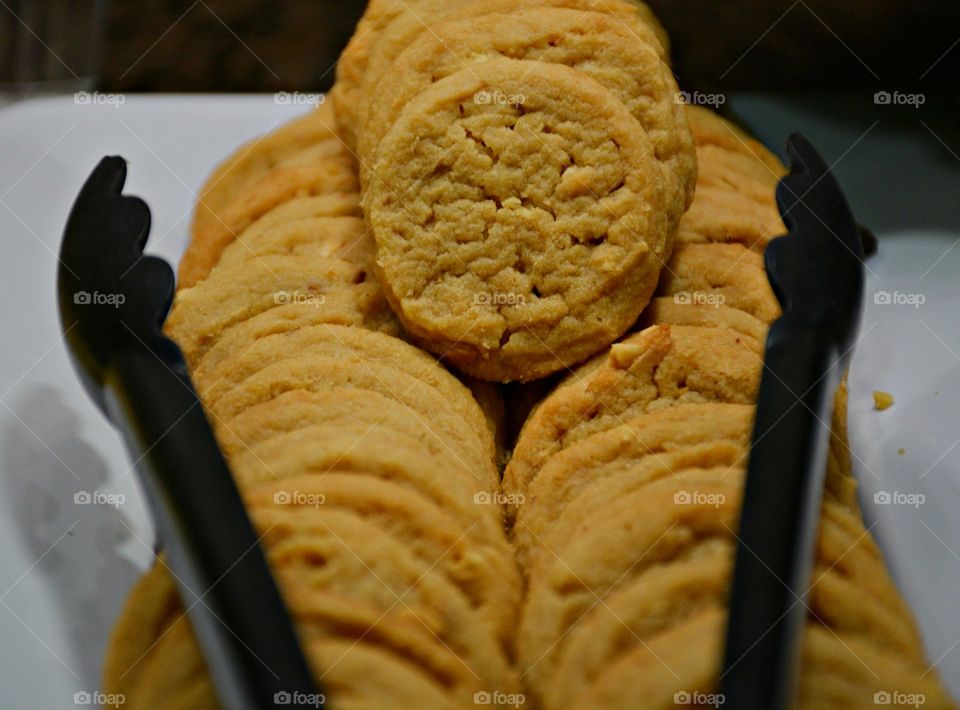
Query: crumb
873 390 894 411
898 448 906 456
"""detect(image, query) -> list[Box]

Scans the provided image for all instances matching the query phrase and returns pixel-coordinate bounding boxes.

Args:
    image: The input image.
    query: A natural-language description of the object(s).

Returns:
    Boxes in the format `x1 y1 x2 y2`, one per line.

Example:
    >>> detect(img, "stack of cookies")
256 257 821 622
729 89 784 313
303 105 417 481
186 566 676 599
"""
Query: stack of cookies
508 107 954 707
332 0 697 382
103 102 522 708
100 2 956 708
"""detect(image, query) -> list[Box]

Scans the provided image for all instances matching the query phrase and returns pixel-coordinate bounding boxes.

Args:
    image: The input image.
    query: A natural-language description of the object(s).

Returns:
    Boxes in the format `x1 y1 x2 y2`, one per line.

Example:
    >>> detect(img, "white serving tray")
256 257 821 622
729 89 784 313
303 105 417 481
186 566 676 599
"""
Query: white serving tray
0 94 956 708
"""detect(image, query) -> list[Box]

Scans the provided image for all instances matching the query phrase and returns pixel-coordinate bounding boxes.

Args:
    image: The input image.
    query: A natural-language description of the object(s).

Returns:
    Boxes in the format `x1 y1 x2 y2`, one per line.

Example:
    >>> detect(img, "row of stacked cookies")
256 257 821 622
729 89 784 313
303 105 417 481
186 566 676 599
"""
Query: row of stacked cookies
331 0 698 382
103 103 523 708
505 107 955 707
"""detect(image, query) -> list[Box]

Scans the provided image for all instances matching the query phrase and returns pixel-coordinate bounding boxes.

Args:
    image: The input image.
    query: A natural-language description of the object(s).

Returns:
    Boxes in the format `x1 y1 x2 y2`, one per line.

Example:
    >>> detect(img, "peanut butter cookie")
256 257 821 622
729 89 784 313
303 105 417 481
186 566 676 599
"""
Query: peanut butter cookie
359 7 694 222
192 104 340 242
367 58 673 381
179 137 358 289
503 324 762 517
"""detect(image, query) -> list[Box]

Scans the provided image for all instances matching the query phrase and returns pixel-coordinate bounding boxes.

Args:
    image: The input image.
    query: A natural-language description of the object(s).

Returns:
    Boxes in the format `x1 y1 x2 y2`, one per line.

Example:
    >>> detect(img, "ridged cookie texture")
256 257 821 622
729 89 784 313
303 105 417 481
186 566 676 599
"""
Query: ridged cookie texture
357 7 693 216
179 103 359 290
367 57 676 382
332 0 669 151
508 108 955 708
106 100 521 708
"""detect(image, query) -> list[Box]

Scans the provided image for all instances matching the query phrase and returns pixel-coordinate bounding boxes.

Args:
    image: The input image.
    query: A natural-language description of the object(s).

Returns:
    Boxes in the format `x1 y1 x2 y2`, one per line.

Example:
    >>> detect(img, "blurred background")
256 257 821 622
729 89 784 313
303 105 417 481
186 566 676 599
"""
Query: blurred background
2 0 959 96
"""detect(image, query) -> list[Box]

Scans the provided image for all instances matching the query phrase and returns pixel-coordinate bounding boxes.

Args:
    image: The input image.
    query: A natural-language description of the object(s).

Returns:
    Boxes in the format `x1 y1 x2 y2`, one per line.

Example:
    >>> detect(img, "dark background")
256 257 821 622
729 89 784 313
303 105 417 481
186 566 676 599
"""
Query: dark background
97 0 960 94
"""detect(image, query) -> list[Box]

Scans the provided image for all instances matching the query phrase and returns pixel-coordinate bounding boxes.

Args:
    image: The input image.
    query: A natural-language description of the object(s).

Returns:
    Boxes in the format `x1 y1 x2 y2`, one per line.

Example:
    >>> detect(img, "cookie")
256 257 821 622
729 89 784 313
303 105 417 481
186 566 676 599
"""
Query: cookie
250 505 519 696
517 470 744 706
192 289 400 385
367 58 672 381
677 105 787 252
208 353 498 488
333 0 669 151
550 538 733 708
228 191 361 244
192 104 340 240
244 473 519 647
503 324 762 517
358 7 694 222
178 137 359 289
656 243 782 323
215 214 372 274
194 324 493 463
678 182 786 252
102 558 184 701
356 0 672 139
223 413 505 535
105 566 473 709
641 296 769 342
572 607 726 709
278 586 474 690
512 403 753 570
685 104 786 178
796 626 956 710
166 254 369 366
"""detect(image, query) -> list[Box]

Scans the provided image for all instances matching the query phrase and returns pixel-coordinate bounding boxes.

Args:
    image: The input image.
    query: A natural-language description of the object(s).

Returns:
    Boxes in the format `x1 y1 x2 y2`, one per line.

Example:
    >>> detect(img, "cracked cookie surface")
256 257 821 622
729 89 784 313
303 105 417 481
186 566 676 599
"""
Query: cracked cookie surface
367 58 673 382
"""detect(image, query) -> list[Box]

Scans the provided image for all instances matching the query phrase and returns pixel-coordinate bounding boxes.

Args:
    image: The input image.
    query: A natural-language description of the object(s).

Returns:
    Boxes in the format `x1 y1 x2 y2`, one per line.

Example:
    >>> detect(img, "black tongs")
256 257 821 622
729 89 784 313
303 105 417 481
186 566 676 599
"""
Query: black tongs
57 157 320 709
719 135 865 707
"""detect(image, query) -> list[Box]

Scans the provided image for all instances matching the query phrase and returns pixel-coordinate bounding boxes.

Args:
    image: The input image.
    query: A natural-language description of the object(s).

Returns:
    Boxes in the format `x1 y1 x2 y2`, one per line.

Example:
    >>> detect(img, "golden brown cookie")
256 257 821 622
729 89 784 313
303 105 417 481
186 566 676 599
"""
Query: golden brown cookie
178 135 358 290
229 191 361 242
333 0 669 151
250 505 519 696
191 288 401 386
358 7 694 221
677 105 787 252
192 104 340 241
641 296 770 342
367 58 673 381
551 538 733 708
214 215 374 276
512 403 754 571
503 324 763 517
194 324 493 464
208 353 498 489
517 470 744 706
166 254 371 366
223 411 505 535
685 104 786 177
656 242 782 323
244 473 519 648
